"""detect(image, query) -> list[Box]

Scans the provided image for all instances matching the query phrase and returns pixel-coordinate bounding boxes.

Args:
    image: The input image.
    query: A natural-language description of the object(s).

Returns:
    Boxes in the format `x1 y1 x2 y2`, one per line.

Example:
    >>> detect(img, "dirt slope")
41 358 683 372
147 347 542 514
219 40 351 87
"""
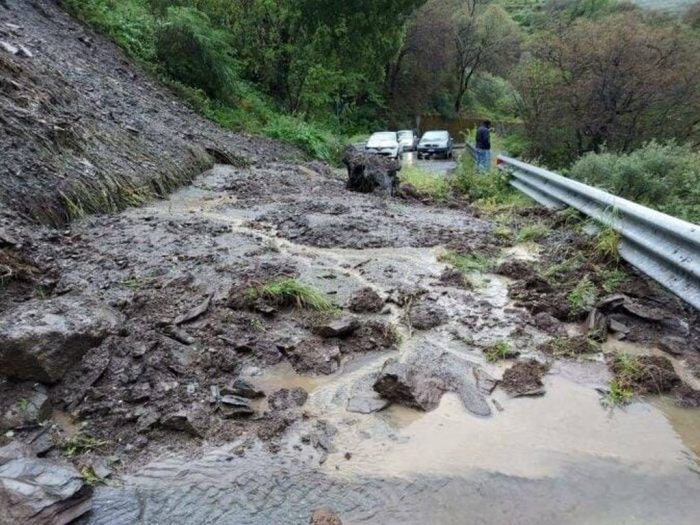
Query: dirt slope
0 0 296 227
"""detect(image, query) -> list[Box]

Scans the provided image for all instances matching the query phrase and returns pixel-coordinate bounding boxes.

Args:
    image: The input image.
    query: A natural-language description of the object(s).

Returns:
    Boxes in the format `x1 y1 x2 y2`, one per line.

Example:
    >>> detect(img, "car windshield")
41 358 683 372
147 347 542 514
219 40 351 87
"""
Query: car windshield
421 131 448 141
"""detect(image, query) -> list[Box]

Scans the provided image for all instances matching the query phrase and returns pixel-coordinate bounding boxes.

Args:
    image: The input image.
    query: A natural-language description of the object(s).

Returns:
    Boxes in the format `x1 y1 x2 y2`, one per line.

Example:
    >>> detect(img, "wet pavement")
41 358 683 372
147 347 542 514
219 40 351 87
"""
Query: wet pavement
400 149 462 174
83 164 700 525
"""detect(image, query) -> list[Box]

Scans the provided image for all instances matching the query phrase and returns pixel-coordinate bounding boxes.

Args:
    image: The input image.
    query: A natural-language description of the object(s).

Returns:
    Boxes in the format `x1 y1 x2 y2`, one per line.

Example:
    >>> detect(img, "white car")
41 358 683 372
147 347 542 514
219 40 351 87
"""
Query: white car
365 132 400 159
397 130 418 152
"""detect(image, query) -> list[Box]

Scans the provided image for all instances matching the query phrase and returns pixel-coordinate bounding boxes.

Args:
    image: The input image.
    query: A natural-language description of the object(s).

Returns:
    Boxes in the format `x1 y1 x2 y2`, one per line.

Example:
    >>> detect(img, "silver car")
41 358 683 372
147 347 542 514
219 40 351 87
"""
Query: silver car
365 132 400 159
397 130 418 152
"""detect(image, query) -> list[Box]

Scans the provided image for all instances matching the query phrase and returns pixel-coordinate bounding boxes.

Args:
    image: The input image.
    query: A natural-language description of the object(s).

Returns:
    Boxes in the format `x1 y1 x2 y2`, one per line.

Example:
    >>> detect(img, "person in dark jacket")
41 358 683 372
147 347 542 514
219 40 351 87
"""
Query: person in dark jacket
475 120 491 172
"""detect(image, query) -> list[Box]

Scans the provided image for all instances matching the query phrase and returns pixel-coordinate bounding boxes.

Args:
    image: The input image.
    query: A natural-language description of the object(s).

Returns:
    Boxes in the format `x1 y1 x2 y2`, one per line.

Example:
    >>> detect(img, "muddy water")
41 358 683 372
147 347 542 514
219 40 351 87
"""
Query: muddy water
88 167 700 524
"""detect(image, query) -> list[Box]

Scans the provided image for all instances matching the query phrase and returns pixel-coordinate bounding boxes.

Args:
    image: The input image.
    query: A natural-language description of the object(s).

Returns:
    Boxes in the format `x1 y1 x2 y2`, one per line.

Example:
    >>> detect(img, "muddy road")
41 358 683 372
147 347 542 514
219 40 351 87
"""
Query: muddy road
40 162 698 524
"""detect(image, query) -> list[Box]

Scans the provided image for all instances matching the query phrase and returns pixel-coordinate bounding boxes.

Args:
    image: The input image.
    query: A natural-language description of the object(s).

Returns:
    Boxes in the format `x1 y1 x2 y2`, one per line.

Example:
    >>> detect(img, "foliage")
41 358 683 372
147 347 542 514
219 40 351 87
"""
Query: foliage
569 142 700 223
263 116 342 163
516 223 550 242
400 166 452 201
604 378 634 406
452 159 531 209
246 279 336 311
601 268 628 292
567 275 597 316
594 225 621 262
484 340 518 362
155 7 236 100
63 432 110 458
439 250 495 273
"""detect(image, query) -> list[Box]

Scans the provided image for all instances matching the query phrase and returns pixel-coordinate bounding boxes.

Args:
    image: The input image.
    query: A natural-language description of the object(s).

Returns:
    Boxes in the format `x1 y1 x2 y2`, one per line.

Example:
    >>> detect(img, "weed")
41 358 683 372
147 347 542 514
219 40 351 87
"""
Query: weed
604 378 634 406
484 340 518 362
63 432 110 458
80 466 104 486
493 225 513 241
438 250 495 274
594 225 621 262
121 277 152 289
601 268 628 293
17 398 29 412
542 336 600 357
610 352 642 386
567 275 597 316
246 279 336 311
543 254 584 280
516 223 550 243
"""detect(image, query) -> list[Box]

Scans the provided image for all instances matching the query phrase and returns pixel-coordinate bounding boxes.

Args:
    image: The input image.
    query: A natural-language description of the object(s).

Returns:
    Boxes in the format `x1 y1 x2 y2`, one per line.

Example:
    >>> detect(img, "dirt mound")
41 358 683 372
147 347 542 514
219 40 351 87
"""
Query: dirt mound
608 354 681 394
501 360 549 397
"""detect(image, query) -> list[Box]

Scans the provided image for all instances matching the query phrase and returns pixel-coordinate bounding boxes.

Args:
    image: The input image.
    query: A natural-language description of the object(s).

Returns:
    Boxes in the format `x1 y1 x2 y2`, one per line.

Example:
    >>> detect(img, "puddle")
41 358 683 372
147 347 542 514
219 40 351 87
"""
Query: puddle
652 397 700 460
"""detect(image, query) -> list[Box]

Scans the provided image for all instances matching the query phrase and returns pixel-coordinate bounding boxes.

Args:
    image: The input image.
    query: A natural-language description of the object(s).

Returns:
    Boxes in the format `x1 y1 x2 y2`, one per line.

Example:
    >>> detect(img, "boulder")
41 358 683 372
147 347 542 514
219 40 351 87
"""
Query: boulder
501 359 548 397
0 297 121 383
312 317 360 338
0 383 51 432
284 338 341 375
347 287 384 313
0 443 92 525
373 359 444 411
160 411 203 437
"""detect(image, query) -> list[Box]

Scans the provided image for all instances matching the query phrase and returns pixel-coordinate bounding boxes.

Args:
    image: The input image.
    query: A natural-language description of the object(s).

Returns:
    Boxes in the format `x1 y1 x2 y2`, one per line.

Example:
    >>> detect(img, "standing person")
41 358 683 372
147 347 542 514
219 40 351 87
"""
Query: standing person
475 120 491 172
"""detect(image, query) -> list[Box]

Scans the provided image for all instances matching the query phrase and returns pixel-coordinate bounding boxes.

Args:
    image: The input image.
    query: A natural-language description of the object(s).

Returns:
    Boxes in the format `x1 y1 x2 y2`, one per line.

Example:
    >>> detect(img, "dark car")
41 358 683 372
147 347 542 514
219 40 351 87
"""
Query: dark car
417 130 453 159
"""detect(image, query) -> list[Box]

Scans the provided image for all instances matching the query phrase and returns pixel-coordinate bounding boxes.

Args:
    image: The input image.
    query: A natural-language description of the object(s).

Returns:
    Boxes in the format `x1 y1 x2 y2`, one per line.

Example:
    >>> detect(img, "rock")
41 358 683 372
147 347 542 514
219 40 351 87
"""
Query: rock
160 411 202 437
473 368 498 395
0 383 51 432
173 294 212 325
532 312 566 336
219 395 255 418
408 302 448 330
91 458 113 479
347 287 384 313
0 297 121 383
17 44 33 58
55 345 111 410
124 383 151 403
374 345 491 416
312 317 360 338
585 308 607 342
501 360 548 397
162 325 195 345
222 379 264 399
285 338 341 375
346 372 390 414
658 335 687 357
608 318 630 339
496 260 534 279
438 267 468 288
0 40 18 55
343 146 400 196
310 507 343 525
268 387 308 411
0 443 92 524
674 384 700 408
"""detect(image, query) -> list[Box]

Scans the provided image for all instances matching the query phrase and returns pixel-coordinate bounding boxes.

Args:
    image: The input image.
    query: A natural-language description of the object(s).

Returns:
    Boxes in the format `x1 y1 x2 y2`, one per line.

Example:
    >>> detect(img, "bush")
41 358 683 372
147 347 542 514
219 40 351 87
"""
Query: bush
568 141 700 223
155 7 236 100
453 158 531 208
263 116 342 162
62 0 156 61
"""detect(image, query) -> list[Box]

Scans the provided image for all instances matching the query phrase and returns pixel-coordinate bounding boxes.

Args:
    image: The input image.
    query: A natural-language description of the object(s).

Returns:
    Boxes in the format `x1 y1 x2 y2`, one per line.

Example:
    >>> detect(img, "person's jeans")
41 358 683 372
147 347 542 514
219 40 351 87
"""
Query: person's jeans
476 148 491 172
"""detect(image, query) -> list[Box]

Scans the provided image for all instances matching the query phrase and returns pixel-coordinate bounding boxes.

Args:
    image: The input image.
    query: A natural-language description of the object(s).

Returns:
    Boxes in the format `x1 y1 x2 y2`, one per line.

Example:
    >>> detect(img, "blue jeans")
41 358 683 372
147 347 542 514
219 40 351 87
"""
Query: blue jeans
476 148 491 172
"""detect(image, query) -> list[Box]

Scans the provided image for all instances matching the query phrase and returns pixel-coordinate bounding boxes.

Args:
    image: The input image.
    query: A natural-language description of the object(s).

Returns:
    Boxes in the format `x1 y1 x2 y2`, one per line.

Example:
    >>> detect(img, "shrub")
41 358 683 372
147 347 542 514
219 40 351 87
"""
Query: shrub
484 340 519 362
569 141 700 223
453 158 530 209
263 116 342 162
155 7 236 100
245 279 336 311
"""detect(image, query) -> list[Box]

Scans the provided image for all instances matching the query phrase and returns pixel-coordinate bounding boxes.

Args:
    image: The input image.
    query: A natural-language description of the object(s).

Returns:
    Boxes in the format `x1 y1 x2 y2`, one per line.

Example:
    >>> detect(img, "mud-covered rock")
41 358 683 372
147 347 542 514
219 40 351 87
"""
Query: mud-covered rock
310 507 343 525
223 379 264 399
285 338 341 375
496 260 534 279
373 348 491 416
347 287 385 313
438 267 469 288
0 382 51 432
346 372 390 414
658 336 687 357
342 146 400 196
312 317 360 338
501 359 548 397
160 411 203 437
0 442 93 525
532 312 567 336
674 384 700 408
219 395 255 418
268 387 308 411
586 308 608 342
408 301 448 330
0 297 121 383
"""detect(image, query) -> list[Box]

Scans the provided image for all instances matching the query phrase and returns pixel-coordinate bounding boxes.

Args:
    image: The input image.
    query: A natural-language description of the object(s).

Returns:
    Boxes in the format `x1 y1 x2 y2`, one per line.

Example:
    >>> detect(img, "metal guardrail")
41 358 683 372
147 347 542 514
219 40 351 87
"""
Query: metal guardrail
466 145 700 310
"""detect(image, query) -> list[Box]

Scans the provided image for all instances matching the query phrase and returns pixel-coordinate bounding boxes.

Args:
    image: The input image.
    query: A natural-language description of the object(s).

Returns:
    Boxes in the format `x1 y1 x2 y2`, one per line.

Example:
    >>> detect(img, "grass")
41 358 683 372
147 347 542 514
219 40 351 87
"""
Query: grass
17 398 29 412
544 336 601 357
601 268 628 293
399 166 452 201
516 223 550 243
567 275 598 316
80 466 104 486
245 279 336 311
604 378 634 406
594 225 621 262
438 250 495 274
63 432 110 458
543 254 585 280
484 340 518 362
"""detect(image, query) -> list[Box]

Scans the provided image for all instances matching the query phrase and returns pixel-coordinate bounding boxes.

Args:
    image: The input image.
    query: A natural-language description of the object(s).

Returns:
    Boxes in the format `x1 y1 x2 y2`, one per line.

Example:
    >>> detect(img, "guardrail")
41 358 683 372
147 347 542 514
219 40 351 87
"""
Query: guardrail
466 145 700 310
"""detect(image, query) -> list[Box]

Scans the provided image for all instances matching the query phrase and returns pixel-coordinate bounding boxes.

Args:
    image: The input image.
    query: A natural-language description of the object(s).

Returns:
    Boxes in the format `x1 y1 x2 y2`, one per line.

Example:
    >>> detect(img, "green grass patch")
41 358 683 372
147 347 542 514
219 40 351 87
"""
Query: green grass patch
516 223 550 243
400 166 452 201
245 279 336 311
453 159 532 211
567 275 598 316
438 250 495 274
604 378 634 407
593 225 621 263
541 335 600 358
63 432 110 458
601 268 628 293
484 340 519 362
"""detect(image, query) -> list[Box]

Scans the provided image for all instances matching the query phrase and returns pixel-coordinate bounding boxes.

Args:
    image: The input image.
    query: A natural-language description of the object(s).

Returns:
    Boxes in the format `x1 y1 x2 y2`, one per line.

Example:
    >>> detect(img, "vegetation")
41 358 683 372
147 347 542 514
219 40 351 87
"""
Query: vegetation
605 378 634 406
593 225 621 262
484 340 519 362
542 335 601 357
63 432 110 458
567 275 598 316
399 166 452 201
438 250 495 274
516 223 550 243
245 279 336 311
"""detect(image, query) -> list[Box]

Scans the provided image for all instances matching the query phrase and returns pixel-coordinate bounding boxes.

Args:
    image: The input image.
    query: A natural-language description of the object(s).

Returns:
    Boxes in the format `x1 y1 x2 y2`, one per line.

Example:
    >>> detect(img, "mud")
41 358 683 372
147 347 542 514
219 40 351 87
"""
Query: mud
500 359 549 397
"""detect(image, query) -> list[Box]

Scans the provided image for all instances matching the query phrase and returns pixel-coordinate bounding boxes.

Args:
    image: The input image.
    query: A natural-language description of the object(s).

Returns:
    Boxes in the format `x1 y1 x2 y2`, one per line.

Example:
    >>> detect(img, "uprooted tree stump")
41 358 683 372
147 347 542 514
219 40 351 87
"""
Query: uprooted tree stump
342 146 400 196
